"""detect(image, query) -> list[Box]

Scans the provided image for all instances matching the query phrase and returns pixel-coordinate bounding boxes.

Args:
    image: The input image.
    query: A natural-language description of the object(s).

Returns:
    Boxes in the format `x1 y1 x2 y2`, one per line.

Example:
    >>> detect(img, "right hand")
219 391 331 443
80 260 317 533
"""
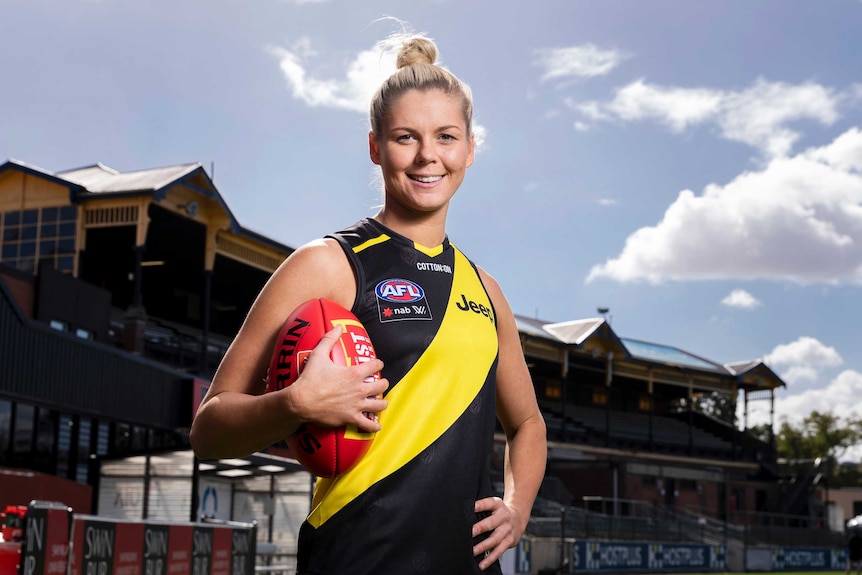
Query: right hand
284 325 389 433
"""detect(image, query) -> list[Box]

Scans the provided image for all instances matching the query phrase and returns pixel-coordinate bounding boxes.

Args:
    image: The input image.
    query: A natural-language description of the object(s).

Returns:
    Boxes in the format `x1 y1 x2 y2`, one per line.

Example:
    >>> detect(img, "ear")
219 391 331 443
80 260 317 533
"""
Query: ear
369 131 381 165
465 133 476 168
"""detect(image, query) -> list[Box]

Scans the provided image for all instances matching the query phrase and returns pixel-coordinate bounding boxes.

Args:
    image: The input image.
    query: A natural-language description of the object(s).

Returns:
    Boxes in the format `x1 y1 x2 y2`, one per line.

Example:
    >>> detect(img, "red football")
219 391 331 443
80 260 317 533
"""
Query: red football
265 298 381 477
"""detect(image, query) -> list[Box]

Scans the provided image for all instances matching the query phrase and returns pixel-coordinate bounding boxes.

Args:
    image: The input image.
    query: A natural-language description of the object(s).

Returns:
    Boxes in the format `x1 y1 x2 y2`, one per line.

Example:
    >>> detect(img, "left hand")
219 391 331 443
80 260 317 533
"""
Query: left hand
472 496 523 571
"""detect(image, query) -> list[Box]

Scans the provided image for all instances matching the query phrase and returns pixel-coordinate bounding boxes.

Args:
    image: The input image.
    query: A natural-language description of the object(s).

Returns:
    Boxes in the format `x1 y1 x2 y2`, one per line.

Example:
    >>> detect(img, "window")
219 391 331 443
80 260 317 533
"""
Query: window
131 425 148 452
76 418 92 483
35 407 55 457
57 414 73 479
0 400 10 465
544 382 562 400
13 403 34 455
638 394 652 412
679 479 697 491
592 387 608 406
114 422 131 453
97 421 110 456
0 206 78 273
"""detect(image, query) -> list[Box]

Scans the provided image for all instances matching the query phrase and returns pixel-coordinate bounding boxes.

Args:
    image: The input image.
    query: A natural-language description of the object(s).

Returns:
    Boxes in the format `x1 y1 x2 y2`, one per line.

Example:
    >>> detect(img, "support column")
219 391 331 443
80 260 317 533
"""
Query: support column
191 455 200 522
560 348 568 441
604 351 613 446
123 202 150 354
122 245 148 354
199 269 212 375
199 227 218 375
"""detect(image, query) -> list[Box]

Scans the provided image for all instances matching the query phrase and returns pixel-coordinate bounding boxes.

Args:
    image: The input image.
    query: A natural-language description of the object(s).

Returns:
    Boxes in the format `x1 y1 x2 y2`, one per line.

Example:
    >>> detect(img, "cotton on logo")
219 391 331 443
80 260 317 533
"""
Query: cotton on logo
375 279 425 303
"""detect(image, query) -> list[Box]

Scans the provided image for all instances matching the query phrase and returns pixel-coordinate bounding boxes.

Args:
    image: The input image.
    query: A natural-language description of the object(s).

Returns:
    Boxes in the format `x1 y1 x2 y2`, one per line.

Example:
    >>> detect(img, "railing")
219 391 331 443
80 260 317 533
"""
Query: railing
528 496 720 544
727 509 845 548
108 308 231 379
1 278 192 430
529 495 846 550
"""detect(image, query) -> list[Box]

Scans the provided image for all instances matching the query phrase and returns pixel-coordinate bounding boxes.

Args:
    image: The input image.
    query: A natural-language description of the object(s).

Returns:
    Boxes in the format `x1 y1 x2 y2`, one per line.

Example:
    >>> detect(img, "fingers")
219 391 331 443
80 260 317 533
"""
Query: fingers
472 497 516 571
309 324 344 360
296 325 389 430
354 392 388 432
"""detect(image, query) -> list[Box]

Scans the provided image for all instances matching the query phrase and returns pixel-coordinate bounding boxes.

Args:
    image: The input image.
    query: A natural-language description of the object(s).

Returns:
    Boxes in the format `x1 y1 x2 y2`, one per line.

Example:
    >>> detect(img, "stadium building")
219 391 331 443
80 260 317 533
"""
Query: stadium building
0 158 844 568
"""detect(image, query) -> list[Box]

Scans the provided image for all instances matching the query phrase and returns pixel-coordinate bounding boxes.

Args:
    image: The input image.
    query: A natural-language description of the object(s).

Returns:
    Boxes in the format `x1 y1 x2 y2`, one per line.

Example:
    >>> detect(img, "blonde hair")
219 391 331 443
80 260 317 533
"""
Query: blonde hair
369 36 474 137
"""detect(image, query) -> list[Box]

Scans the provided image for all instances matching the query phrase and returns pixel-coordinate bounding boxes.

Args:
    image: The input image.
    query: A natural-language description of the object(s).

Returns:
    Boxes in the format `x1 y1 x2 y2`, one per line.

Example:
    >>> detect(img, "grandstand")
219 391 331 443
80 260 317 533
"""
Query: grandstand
0 158 845 572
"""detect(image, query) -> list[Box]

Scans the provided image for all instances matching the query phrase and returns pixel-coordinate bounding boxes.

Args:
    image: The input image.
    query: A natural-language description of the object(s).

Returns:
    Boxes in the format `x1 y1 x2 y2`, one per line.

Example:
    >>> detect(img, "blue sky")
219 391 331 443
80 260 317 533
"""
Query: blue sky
3 0 862 451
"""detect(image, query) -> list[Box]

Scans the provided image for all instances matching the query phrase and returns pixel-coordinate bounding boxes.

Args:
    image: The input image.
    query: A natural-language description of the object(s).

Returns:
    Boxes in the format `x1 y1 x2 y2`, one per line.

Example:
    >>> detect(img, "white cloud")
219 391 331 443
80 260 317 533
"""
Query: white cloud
745 370 862 459
778 369 862 434
586 128 862 285
779 365 818 386
764 336 843 369
267 38 395 113
598 198 618 207
573 78 844 159
721 79 840 159
579 79 722 131
267 37 487 144
534 44 629 82
721 289 761 309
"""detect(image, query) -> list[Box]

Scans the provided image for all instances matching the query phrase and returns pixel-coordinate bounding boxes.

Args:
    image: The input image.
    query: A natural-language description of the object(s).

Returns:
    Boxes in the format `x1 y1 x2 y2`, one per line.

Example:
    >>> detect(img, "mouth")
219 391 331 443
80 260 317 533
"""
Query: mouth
408 174 444 184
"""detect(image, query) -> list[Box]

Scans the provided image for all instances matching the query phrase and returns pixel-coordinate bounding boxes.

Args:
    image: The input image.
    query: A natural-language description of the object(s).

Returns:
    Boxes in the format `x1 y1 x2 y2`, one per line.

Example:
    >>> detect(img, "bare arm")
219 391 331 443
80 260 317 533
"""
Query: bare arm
189 238 389 460
472 268 547 570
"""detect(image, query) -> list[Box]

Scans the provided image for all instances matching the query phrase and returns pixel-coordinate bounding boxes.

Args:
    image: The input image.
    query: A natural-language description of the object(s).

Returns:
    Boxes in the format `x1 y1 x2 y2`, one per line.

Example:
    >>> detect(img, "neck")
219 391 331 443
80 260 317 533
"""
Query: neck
373 208 447 248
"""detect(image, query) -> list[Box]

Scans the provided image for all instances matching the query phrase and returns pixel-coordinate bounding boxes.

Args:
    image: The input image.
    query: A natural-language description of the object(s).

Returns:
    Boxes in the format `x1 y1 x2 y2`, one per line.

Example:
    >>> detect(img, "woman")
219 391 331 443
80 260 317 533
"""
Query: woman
190 34 547 574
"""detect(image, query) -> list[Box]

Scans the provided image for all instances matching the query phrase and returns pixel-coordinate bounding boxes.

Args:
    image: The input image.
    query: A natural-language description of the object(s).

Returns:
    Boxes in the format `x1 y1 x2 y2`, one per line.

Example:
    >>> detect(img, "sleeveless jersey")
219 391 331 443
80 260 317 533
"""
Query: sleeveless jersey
296 218 501 575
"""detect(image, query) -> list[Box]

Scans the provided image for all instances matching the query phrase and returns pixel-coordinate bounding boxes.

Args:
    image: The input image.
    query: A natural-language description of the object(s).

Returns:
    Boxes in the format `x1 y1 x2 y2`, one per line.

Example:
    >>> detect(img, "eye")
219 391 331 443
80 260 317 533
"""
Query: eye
438 133 456 142
396 133 416 142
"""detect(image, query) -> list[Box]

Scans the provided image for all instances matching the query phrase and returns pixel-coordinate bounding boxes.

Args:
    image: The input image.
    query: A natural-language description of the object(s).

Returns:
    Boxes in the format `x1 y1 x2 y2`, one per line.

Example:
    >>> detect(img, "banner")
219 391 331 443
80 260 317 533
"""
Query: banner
574 541 725 572
772 547 845 571
67 516 256 575
18 502 71 575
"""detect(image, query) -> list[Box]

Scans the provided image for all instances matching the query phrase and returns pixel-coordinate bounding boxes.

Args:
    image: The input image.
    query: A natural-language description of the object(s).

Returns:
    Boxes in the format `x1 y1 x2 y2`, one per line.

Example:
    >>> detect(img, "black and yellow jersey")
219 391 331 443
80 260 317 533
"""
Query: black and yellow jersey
296 218 501 574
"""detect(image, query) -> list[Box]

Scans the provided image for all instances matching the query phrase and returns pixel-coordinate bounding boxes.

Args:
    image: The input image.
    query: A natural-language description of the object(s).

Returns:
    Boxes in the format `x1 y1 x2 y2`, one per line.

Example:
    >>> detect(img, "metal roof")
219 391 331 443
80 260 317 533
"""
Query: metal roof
1 159 86 193
620 337 729 374
726 359 787 390
544 318 605 346
57 162 200 194
3 158 296 256
514 314 558 341
514 312 785 386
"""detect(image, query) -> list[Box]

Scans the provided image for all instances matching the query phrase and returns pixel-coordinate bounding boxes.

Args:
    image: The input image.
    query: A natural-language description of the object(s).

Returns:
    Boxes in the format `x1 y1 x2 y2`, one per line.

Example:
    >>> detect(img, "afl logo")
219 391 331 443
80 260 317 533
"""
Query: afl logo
375 279 425 302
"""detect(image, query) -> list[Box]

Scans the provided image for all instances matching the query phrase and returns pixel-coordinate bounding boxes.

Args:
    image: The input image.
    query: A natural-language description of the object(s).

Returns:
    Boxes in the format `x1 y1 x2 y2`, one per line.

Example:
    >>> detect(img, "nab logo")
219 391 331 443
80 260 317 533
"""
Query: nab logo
375 279 425 303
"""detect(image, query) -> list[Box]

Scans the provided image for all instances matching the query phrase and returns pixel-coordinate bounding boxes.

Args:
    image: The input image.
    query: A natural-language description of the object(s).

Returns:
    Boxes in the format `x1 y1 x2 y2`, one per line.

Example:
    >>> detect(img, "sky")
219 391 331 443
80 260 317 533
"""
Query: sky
2 0 862 457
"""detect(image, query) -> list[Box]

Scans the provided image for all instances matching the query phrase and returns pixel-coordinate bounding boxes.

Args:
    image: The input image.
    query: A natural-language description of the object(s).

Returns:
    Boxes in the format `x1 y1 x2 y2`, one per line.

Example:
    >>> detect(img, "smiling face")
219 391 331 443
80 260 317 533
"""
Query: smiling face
369 89 475 225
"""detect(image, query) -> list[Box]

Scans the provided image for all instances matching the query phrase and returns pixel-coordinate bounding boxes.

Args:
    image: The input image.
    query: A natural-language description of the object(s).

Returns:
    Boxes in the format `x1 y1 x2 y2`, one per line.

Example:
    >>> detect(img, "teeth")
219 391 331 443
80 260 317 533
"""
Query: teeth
411 175 442 183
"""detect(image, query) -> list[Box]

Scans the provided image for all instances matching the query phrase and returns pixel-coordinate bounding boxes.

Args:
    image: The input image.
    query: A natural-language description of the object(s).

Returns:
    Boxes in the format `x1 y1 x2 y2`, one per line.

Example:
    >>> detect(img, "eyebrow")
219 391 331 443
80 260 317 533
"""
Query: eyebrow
390 125 464 133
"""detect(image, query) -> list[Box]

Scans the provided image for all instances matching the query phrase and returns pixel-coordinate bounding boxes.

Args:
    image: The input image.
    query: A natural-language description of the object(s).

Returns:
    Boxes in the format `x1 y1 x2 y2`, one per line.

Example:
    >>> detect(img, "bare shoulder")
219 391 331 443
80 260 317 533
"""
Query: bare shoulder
209 236 355 395
257 237 355 314
476 265 508 316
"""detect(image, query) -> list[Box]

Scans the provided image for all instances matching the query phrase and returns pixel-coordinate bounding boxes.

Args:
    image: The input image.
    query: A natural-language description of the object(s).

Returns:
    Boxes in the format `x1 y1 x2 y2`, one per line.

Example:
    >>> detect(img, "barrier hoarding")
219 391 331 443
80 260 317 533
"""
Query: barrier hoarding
67 515 256 575
574 541 726 572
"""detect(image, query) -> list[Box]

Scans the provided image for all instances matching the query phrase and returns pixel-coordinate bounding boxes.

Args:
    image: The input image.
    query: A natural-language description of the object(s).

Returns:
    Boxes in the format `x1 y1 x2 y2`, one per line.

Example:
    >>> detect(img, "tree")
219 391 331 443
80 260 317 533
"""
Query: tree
692 391 737 425
670 391 738 425
748 423 773 444
773 410 862 487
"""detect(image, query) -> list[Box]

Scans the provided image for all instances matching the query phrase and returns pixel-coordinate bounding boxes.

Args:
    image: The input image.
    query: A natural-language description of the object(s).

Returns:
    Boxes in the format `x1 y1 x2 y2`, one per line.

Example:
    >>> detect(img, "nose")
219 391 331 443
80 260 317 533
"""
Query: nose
415 143 436 164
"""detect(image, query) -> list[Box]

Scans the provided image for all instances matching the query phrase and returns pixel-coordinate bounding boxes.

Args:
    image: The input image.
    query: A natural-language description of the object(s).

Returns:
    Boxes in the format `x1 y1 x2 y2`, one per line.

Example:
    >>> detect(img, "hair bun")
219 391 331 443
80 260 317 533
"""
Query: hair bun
396 37 437 69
